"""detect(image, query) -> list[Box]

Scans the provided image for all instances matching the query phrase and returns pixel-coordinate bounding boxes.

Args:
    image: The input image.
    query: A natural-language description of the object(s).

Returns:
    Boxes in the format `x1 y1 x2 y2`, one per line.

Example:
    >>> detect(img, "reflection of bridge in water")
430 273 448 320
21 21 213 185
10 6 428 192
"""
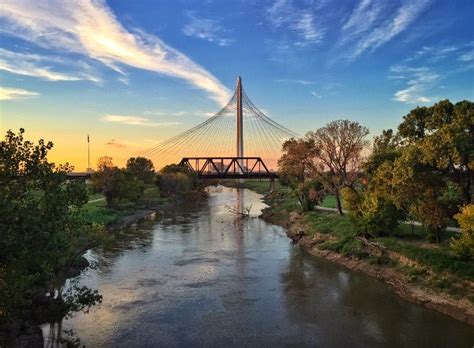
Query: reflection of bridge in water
141 77 298 175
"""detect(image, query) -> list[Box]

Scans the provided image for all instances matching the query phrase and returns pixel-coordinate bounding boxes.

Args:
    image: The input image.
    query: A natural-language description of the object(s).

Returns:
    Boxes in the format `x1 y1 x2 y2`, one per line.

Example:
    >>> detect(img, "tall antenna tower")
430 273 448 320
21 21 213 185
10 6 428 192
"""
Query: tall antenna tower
87 134 92 172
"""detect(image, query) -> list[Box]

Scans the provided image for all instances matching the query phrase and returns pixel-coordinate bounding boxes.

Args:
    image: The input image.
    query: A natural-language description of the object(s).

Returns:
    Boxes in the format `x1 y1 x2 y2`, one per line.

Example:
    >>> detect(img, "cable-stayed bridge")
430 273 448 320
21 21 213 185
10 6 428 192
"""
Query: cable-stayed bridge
141 77 298 178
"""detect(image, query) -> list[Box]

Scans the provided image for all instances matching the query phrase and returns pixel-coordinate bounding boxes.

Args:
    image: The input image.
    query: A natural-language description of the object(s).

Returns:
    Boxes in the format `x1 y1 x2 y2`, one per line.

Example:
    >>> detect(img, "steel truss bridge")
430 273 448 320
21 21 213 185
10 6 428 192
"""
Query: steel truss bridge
179 157 277 179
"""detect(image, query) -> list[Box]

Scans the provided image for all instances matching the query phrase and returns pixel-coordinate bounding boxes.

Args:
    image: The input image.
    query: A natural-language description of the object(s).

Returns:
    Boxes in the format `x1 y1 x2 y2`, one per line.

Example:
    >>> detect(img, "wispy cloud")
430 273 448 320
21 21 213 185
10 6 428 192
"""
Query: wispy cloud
390 65 439 104
390 41 474 104
0 86 39 100
105 139 130 148
0 0 231 105
102 114 180 127
0 48 100 83
458 50 474 62
275 79 316 85
183 11 232 47
311 91 322 99
267 0 324 46
339 0 432 59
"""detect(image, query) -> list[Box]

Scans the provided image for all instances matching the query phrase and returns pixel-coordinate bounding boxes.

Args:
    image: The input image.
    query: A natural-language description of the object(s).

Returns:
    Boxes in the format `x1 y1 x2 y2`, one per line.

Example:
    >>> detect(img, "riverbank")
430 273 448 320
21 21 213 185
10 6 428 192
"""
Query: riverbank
223 180 474 325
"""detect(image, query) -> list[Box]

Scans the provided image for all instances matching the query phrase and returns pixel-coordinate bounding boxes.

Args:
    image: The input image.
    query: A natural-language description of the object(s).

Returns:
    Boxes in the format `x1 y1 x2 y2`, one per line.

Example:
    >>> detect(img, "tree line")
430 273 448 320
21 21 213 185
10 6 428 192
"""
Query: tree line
278 99 473 259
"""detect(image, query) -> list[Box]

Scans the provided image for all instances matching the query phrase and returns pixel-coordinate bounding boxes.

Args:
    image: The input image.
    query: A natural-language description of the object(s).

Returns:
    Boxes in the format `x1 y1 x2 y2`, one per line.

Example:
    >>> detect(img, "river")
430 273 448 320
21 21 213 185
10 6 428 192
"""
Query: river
42 186 474 347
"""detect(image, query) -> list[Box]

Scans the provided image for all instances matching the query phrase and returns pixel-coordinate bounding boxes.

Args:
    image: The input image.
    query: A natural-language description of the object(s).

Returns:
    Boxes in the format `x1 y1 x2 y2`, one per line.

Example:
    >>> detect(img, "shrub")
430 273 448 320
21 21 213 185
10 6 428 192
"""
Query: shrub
342 187 404 237
450 205 474 260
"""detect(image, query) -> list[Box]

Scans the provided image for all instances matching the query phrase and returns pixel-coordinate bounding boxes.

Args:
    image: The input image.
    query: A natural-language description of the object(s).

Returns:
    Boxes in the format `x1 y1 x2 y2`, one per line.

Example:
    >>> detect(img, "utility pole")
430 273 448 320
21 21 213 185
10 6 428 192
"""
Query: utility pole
236 76 243 172
87 134 91 172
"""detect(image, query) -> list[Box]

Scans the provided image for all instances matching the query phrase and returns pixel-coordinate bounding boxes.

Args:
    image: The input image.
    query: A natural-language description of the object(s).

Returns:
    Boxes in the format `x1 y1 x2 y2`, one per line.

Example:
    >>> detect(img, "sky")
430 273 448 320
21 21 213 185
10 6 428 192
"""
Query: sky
0 0 473 170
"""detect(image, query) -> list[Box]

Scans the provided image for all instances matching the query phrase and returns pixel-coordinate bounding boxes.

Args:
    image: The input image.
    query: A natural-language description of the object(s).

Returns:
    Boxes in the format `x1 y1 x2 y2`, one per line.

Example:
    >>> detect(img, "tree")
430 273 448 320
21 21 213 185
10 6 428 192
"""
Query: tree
97 156 113 171
126 157 155 184
157 164 198 197
90 166 130 208
0 129 105 321
398 100 473 204
306 120 369 215
278 138 325 211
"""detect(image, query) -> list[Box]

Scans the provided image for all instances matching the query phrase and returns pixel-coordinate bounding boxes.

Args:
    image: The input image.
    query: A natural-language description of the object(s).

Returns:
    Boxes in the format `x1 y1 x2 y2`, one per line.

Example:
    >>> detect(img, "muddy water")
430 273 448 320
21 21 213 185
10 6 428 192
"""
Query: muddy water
42 186 473 347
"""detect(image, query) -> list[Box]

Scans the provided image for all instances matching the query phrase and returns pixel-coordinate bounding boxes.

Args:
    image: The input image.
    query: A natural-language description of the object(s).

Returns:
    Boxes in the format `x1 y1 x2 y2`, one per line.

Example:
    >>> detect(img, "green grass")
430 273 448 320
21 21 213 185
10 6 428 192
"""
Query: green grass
81 200 121 225
220 179 284 195
320 195 337 208
82 185 165 226
304 210 353 237
375 237 474 281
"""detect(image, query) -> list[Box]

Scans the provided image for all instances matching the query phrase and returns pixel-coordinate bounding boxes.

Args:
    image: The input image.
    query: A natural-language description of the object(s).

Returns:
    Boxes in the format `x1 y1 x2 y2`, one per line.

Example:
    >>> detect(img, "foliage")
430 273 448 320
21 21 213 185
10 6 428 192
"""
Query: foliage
306 120 370 214
0 129 106 321
352 99 473 242
91 156 154 208
125 157 155 184
91 166 130 208
278 138 325 211
96 156 113 171
342 187 404 237
450 205 474 260
157 164 198 197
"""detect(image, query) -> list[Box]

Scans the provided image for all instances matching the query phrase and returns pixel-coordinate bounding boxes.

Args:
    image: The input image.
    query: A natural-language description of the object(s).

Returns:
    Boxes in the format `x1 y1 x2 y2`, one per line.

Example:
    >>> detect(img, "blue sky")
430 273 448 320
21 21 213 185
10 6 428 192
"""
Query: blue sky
0 0 473 168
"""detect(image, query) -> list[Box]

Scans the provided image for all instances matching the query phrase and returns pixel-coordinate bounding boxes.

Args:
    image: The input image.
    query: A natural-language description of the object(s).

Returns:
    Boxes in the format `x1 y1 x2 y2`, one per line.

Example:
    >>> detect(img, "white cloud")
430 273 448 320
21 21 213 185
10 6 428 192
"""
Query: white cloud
391 65 439 104
267 0 324 45
342 0 381 33
0 48 100 82
102 114 180 127
0 0 231 105
275 79 316 85
183 12 232 47
0 86 39 100
311 91 322 99
340 0 432 59
459 50 474 62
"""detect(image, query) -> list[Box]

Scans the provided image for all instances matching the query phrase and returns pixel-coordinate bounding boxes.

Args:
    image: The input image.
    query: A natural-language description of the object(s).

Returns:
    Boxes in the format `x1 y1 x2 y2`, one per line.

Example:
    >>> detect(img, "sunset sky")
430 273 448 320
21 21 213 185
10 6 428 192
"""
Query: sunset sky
1 0 473 170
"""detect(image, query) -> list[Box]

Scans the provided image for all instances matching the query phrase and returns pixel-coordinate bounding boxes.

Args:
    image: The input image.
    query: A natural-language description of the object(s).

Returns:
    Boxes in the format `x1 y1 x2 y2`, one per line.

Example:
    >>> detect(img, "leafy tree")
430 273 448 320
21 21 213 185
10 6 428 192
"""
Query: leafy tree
450 204 474 260
278 138 325 211
306 120 369 214
398 100 473 204
90 166 130 208
0 129 105 321
157 164 198 197
126 157 155 184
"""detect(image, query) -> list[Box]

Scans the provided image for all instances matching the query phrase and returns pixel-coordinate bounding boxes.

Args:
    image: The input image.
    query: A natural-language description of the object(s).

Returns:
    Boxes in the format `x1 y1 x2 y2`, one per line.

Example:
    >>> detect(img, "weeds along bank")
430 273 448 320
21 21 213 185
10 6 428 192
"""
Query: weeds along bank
226 180 473 325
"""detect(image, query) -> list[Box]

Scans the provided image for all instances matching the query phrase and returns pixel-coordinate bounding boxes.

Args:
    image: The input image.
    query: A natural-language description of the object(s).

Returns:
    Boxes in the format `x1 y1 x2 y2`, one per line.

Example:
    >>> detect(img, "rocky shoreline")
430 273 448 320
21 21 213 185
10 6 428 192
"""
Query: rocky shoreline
261 203 474 326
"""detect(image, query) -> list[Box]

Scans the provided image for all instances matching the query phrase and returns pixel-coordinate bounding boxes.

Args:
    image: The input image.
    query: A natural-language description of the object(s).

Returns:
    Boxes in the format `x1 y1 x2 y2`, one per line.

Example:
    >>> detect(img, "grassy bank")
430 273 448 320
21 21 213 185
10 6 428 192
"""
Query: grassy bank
82 186 167 226
226 179 474 311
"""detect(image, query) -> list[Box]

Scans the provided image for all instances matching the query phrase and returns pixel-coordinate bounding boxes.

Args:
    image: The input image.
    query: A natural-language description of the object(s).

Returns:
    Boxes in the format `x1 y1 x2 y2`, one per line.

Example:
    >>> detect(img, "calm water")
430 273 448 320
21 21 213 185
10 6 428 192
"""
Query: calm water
43 186 473 347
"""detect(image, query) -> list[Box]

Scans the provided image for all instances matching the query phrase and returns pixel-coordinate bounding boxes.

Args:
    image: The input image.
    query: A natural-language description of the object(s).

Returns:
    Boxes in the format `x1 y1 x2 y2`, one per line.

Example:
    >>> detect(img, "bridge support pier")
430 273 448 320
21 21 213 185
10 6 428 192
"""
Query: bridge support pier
270 178 276 192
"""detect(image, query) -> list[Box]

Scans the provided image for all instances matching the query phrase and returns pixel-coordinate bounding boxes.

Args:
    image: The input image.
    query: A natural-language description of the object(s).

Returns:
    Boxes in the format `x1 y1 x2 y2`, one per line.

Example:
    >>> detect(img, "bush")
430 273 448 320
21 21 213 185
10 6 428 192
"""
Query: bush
157 164 198 197
450 205 474 260
342 187 404 237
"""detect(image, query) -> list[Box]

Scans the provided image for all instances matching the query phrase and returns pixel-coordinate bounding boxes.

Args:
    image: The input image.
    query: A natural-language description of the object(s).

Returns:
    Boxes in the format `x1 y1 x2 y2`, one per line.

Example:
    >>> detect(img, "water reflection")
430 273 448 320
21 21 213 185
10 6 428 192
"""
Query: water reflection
43 186 474 347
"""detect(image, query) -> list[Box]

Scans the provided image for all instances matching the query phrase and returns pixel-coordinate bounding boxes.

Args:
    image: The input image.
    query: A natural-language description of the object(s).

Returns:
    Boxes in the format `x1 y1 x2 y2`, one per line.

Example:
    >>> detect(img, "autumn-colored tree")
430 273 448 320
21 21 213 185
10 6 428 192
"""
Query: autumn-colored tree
278 138 325 211
306 120 369 215
450 204 474 260
97 156 113 171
